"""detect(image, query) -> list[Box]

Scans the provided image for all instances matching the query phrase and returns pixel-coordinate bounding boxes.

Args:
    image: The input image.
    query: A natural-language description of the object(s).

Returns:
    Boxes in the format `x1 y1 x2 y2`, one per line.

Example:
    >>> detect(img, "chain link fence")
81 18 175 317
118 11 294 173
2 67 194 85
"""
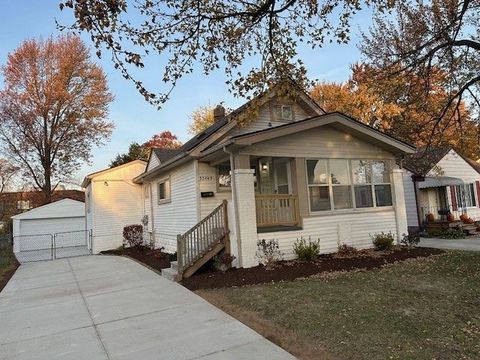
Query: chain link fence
14 230 92 263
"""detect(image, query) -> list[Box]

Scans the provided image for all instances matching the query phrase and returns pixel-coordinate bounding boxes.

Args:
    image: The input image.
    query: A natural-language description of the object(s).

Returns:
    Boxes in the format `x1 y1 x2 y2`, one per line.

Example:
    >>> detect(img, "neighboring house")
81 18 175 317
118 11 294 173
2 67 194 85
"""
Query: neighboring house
130 85 415 278
403 147 480 231
82 160 147 253
0 190 84 232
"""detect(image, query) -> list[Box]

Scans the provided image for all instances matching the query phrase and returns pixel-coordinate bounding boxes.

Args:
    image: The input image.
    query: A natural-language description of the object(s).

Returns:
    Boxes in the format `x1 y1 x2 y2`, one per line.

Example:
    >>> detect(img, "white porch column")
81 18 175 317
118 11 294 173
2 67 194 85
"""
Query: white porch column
232 168 258 268
392 168 408 242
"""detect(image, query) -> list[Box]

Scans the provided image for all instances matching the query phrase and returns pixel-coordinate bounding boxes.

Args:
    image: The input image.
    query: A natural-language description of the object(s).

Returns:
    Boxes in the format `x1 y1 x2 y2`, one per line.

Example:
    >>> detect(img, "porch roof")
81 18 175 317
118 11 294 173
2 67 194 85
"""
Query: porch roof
418 176 464 189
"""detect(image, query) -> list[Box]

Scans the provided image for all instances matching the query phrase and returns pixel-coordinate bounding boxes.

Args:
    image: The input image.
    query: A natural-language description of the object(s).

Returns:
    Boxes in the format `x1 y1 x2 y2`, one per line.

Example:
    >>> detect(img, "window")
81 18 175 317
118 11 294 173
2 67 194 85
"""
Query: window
157 178 171 204
218 165 231 191
273 104 293 121
307 159 392 212
17 200 30 210
456 183 476 208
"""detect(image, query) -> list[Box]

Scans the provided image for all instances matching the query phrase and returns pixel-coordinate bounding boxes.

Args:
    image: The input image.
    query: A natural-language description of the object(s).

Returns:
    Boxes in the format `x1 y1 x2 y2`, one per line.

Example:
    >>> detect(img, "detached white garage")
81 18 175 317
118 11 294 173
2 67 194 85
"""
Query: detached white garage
12 199 89 262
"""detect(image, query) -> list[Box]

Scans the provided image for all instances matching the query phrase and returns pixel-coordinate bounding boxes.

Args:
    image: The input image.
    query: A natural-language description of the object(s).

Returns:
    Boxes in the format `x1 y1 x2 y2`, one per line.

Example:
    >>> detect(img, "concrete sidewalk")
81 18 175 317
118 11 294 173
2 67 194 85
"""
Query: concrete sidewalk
0 256 295 360
419 237 480 251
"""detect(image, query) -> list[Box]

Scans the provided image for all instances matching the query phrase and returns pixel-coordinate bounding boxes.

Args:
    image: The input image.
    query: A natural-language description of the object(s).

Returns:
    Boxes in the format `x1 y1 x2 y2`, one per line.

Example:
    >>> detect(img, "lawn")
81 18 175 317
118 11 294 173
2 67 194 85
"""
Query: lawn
198 251 480 360
0 236 19 292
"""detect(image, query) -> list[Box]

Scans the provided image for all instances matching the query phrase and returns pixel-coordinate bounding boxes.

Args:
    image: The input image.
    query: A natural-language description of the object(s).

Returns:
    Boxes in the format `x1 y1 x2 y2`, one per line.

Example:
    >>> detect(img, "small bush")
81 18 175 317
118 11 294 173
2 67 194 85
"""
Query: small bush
371 231 395 251
400 233 420 247
425 228 465 239
293 237 320 261
337 243 358 256
123 224 143 247
256 239 283 270
213 252 236 272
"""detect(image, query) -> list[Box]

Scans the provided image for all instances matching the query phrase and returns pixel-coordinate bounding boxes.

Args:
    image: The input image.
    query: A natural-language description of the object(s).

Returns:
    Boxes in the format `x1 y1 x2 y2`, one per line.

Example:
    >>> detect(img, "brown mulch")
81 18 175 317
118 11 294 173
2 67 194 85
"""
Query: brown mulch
181 247 444 290
0 262 20 293
101 246 171 272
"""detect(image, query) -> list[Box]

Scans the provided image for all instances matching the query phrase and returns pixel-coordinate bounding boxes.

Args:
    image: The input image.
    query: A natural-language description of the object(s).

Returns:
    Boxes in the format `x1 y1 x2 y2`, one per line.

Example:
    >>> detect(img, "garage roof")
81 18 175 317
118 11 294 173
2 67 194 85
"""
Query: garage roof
11 199 85 220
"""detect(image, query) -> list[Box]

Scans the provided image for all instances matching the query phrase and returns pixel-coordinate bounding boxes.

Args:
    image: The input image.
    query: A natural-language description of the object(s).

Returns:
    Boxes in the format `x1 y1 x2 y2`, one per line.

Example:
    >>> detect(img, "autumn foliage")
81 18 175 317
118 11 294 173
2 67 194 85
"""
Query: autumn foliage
143 131 182 149
0 34 113 202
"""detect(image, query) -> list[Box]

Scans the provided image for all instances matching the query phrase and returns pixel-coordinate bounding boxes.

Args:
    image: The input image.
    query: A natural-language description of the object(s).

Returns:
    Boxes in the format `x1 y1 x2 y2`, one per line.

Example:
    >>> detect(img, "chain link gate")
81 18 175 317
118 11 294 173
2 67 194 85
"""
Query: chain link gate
14 230 92 263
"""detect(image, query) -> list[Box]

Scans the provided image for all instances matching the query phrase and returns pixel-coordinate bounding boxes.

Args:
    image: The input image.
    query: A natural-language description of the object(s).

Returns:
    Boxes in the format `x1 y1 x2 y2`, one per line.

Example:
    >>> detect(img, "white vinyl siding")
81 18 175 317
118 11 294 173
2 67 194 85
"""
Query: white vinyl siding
146 153 161 171
90 161 146 253
151 161 198 252
402 169 419 228
198 162 232 219
257 209 397 260
240 126 396 160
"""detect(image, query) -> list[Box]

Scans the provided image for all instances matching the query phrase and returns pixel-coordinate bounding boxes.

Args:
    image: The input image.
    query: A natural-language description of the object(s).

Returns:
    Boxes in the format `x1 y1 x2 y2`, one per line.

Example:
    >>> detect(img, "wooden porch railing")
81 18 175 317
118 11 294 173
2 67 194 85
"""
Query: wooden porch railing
255 194 300 228
177 200 229 279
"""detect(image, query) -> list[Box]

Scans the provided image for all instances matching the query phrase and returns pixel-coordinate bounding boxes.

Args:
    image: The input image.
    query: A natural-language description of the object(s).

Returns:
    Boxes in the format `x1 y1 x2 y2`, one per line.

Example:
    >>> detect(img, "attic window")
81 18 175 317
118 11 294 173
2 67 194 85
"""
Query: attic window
273 105 293 121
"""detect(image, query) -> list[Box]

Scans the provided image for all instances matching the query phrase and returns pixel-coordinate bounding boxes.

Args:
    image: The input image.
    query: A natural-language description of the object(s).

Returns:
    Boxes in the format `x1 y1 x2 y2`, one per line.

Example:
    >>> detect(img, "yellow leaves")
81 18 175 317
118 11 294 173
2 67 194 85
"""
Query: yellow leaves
188 105 215 135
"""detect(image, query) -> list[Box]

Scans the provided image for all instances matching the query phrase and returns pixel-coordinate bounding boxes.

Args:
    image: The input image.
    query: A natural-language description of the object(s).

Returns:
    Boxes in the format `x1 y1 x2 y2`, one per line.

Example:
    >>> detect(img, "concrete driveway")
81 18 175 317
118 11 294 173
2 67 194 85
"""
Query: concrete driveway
419 237 480 251
0 256 294 360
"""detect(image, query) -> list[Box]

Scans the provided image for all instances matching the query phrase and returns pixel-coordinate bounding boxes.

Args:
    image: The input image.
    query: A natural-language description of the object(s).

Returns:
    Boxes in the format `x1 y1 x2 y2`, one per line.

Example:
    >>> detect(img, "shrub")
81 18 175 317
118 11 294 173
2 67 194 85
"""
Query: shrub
123 224 143 247
293 237 320 261
400 233 420 247
256 239 283 269
371 231 395 251
425 228 465 239
213 252 236 272
337 243 358 256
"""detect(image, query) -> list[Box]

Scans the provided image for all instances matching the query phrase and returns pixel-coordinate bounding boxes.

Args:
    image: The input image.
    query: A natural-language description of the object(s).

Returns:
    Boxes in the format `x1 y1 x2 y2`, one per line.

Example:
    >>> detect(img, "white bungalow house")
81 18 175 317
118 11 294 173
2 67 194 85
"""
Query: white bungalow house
128 86 415 279
82 160 147 253
402 147 480 232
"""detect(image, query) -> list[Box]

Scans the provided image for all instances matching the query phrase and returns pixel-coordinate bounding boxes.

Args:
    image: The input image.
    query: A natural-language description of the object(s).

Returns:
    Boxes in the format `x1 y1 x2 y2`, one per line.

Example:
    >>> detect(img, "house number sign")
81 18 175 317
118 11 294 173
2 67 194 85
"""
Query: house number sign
199 175 215 182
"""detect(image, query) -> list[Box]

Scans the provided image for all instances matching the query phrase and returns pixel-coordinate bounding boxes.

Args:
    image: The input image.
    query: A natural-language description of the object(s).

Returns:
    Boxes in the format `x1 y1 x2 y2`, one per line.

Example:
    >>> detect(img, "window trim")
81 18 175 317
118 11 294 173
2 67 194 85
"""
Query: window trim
216 165 232 193
157 177 171 205
455 183 477 209
272 103 295 122
306 158 393 214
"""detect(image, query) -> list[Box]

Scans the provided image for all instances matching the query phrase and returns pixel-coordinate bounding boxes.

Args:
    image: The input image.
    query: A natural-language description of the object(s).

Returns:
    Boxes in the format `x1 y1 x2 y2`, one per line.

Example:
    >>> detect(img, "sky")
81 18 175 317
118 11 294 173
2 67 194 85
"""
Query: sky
0 1 375 186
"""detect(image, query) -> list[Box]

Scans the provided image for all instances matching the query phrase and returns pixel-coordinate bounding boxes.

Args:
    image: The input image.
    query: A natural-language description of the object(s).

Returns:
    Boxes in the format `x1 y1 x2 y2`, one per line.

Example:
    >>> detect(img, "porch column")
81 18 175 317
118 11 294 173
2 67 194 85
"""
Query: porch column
392 168 408 242
231 167 258 268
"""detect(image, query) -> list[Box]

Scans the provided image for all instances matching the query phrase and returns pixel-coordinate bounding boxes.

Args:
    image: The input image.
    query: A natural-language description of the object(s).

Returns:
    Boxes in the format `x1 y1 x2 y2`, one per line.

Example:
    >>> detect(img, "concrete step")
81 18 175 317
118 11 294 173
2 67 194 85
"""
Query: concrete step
462 224 477 230
161 267 179 282
170 261 178 271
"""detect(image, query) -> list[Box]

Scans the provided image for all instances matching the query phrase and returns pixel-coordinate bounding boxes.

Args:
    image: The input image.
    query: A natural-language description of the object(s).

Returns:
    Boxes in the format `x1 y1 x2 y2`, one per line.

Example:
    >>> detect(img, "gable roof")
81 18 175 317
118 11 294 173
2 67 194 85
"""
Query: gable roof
404 146 480 175
152 148 183 163
81 159 147 188
11 198 85 220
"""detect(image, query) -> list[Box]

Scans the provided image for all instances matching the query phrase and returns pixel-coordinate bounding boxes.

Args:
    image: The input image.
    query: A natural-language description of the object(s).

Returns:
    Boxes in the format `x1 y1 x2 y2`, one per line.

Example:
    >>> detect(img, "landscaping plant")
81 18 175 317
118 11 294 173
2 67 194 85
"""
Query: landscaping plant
425 228 465 239
400 233 420 247
293 236 320 261
123 224 144 247
213 252 236 273
337 243 358 256
371 232 395 251
256 239 283 270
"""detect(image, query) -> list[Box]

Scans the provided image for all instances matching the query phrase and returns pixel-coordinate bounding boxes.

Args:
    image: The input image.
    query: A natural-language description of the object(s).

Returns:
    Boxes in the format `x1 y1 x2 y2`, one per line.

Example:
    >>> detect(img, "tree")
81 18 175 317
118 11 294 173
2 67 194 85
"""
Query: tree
59 0 396 107
0 35 113 203
143 131 182 149
0 159 19 192
110 131 182 167
109 142 149 168
361 0 480 131
310 64 480 158
188 106 215 135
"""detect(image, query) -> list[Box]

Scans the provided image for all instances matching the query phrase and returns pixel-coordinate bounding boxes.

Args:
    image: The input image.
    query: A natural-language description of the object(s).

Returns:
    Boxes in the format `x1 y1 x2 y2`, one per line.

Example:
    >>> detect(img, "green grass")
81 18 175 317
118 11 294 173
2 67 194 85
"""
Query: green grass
205 251 480 360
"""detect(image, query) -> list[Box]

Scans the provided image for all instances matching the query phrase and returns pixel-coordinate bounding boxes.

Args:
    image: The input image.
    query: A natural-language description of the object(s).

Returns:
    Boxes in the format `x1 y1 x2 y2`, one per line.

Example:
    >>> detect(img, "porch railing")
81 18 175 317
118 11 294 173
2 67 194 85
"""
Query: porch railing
177 200 229 277
420 205 467 223
255 194 300 228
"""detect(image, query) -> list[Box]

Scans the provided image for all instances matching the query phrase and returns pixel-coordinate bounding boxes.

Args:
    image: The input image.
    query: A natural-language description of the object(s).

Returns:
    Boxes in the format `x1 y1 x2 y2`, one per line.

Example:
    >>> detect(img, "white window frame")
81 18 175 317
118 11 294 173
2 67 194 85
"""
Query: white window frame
217 165 232 192
273 104 294 122
455 183 476 208
306 158 393 214
157 177 171 205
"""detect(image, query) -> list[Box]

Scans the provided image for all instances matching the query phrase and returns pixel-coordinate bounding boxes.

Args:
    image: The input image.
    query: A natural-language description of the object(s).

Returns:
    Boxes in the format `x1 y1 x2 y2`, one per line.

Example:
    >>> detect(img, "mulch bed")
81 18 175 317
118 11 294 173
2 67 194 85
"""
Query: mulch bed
181 247 444 290
0 261 20 293
101 246 171 273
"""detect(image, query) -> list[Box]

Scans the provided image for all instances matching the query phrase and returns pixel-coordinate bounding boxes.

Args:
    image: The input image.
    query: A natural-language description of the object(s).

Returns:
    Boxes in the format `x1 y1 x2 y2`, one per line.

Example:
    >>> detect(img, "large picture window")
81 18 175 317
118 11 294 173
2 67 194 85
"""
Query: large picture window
307 159 392 212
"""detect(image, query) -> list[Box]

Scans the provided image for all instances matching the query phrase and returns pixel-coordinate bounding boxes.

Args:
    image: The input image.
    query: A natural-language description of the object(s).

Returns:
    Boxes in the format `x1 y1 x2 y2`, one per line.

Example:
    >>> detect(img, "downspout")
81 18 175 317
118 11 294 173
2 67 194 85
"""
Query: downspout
223 145 243 267
149 182 156 247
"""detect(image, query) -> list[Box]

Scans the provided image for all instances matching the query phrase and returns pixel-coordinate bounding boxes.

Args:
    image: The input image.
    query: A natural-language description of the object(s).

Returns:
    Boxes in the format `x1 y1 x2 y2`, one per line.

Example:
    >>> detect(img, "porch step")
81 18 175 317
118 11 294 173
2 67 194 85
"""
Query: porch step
170 261 178 271
161 267 179 282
